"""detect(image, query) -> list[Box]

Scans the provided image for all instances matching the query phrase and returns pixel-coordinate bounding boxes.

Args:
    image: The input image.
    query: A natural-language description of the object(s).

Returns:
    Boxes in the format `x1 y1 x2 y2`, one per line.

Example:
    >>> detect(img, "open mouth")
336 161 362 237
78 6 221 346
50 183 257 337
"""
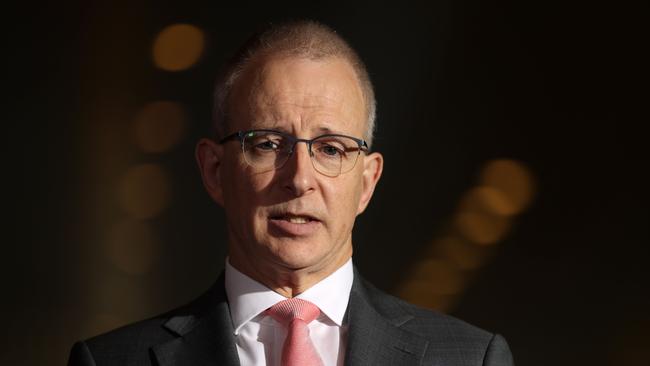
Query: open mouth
269 214 318 224
268 212 321 236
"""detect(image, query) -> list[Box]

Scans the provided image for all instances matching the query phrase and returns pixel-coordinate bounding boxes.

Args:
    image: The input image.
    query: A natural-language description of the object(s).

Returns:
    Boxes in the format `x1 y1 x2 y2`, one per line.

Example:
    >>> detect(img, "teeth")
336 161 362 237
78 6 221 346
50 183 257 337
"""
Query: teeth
287 216 309 224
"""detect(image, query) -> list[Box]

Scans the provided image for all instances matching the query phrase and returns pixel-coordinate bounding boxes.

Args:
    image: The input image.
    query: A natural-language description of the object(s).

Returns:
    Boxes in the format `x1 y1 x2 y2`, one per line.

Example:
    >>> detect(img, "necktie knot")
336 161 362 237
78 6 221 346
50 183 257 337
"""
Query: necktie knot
266 298 324 365
266 298 321 325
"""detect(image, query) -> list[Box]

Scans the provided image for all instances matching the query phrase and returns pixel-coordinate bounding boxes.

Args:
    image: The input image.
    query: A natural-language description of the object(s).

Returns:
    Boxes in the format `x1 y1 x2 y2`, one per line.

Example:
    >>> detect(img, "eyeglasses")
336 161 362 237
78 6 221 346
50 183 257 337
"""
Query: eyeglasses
219 129 369 177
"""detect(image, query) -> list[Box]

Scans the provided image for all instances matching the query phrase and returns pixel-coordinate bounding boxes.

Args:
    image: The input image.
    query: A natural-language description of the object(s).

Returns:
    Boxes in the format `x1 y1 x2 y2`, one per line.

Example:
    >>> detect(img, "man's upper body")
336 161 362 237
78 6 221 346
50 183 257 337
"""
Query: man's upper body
69 20 514 365
69 264 513 366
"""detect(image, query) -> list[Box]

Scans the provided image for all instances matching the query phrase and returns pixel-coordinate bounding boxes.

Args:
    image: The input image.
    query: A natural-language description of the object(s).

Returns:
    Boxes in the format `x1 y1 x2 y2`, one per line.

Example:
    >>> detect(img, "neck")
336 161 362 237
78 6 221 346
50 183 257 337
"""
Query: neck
228 245 352 298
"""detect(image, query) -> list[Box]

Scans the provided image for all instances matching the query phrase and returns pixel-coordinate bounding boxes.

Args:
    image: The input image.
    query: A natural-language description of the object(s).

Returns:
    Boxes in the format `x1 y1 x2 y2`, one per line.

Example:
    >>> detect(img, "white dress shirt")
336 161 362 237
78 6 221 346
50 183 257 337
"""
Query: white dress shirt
225 258 354 366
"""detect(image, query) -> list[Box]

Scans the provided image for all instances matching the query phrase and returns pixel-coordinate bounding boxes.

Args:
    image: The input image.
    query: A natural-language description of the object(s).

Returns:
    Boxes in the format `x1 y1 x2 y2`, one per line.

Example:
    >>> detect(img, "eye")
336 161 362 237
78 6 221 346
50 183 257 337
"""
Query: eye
320 144 343 156
246 133 284 152
255 140 279 151
314 139 347 158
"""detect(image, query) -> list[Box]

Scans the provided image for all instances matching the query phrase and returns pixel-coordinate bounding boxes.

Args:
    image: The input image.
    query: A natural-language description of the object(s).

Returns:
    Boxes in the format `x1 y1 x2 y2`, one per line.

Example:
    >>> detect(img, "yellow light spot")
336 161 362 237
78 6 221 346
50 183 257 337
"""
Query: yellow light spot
106 220 159 275
434 236 487 270
152 23 205 71
133 101 187 153
410 259 465 295
455 185 513 245
399 258 464 312
473 186 515 217
458 186 516 217
117 164 170 219
480 159 536 215
455 210 511 245
399 281 457 312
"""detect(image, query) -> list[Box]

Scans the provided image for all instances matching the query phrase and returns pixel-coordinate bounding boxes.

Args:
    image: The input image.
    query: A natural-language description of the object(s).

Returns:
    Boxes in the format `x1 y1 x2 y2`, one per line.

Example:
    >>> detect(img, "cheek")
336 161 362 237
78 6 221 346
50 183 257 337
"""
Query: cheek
221 166 253 216
326 177 364 220
224 170 273 217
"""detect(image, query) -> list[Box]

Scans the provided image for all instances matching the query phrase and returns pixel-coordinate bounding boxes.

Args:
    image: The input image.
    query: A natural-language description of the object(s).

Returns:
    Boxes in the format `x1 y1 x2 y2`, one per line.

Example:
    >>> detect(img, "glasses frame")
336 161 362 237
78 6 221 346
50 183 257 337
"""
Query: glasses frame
218 129 369 177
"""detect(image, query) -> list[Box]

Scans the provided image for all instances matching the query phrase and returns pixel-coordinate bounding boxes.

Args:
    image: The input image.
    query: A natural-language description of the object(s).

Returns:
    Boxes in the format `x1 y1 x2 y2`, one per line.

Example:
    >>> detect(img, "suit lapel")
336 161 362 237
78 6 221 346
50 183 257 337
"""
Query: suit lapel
150 270 429 366
345 273 429 366
152 275 240 366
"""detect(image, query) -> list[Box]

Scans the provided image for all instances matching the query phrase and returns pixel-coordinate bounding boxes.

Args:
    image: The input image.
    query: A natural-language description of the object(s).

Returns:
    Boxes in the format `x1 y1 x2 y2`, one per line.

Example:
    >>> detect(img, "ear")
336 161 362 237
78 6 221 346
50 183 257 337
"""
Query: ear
195 138 225 206
356 151 384 215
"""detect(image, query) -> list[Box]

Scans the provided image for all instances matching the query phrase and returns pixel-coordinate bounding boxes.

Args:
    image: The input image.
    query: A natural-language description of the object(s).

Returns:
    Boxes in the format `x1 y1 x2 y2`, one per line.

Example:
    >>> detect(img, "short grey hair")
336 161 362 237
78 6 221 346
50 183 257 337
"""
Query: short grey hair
212 20 377 147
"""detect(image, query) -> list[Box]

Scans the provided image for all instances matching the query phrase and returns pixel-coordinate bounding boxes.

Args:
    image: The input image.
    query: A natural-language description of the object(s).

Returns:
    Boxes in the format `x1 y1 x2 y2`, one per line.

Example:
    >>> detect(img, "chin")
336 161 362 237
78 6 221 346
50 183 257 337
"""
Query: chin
270 244 327 270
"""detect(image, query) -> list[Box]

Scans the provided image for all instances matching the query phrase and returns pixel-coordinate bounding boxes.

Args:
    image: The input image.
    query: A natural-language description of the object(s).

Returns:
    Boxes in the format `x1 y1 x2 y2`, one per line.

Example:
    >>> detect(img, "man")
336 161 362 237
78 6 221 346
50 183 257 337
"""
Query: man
69 20 514 365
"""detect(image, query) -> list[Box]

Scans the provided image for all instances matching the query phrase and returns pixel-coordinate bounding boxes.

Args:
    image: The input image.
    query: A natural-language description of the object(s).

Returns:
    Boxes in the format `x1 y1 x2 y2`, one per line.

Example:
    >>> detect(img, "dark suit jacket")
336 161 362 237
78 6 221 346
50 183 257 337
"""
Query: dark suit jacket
68 271 514 365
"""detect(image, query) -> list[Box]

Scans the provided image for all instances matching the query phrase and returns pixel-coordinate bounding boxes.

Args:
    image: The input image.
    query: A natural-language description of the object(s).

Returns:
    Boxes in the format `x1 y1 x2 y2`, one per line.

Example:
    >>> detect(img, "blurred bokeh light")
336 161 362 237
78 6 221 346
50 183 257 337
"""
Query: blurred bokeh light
400 281 457 312
400 158 536 312
455 206 512 245
152 23 205 71
117 164 171 219
105 220 159 275
410 258 465 295
133 101 187 153
433 236 487 270
479 159 536 216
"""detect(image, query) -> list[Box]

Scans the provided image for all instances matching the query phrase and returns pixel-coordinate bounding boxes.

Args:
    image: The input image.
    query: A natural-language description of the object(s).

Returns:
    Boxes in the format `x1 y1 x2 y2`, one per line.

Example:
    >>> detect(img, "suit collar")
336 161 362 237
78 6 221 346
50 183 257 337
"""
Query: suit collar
152 274 240 366
226 258 355 331
345 270 429 366
150 268 429 366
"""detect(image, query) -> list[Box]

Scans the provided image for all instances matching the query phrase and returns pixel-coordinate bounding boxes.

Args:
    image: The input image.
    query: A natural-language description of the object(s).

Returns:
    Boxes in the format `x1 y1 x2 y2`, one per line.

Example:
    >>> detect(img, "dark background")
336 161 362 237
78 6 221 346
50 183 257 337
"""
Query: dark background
4 1 648 365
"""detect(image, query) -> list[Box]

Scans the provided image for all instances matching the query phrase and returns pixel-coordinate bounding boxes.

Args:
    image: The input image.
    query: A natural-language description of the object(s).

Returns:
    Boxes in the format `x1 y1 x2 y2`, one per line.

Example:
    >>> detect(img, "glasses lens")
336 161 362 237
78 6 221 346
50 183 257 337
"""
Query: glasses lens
311 135 361 177
242 131 291 171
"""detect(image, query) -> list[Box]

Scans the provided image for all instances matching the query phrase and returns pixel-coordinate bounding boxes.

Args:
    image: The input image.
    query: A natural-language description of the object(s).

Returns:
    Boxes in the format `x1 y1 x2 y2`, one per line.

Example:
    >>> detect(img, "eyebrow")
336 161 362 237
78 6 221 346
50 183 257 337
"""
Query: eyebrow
248 123 349 137
315 125 343 135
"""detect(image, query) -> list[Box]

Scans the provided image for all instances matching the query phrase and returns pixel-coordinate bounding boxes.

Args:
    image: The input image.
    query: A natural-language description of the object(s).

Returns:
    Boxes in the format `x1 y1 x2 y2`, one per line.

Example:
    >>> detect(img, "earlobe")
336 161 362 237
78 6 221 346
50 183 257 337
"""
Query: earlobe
195 138 225 206
356 152 383 215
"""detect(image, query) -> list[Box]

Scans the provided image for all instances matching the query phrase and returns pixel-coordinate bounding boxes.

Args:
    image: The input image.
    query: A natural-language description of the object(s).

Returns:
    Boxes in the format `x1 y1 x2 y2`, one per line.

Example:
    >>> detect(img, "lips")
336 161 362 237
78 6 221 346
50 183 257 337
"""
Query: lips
268 212 321 236
270 213 318 223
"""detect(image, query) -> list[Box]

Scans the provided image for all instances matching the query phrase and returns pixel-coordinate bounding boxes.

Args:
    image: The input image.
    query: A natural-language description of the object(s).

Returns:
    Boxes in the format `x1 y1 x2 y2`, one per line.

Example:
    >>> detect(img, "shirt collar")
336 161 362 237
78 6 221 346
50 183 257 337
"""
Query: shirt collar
225 258 354 335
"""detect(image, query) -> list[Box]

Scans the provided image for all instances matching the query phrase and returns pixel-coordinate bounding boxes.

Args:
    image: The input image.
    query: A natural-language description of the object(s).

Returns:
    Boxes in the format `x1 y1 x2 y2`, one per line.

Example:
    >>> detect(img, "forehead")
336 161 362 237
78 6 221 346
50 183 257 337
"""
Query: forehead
230 55 367 136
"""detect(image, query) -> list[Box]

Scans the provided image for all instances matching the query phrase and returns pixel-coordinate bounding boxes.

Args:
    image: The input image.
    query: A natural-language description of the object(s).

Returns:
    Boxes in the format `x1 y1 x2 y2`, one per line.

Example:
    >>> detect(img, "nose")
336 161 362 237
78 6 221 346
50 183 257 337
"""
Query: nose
281 141 317 197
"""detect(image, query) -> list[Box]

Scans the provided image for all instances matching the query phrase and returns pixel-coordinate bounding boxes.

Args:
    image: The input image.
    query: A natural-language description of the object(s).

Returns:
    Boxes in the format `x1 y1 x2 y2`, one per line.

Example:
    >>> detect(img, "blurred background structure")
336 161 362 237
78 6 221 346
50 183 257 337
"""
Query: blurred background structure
4 1 648 365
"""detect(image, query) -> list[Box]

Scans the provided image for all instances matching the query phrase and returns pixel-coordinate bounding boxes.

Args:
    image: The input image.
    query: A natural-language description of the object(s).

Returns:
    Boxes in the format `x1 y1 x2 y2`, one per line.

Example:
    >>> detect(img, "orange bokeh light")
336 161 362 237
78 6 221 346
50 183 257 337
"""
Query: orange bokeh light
434 236 487 270
479 159 536 216
105 220 159 275
133 101 187 153
455 209 511 245
117 164 170 219
152 23 205 71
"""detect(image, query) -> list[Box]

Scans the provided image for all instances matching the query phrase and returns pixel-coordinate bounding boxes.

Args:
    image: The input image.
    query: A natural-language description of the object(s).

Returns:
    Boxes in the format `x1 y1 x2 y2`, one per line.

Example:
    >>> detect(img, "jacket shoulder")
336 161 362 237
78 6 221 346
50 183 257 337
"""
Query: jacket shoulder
71 278 226 366
358 278 514 365
361 277 491 338
73 311 176 365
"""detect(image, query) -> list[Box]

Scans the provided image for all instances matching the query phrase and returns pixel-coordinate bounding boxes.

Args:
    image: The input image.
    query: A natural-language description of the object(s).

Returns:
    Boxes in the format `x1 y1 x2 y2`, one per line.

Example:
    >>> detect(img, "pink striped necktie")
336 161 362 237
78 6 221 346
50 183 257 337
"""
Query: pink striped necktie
266 298 324 366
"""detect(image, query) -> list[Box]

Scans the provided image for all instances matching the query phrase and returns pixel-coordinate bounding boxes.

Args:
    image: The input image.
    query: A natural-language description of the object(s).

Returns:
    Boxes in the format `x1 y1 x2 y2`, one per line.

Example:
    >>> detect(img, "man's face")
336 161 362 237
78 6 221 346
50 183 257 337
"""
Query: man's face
198 55 383 284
